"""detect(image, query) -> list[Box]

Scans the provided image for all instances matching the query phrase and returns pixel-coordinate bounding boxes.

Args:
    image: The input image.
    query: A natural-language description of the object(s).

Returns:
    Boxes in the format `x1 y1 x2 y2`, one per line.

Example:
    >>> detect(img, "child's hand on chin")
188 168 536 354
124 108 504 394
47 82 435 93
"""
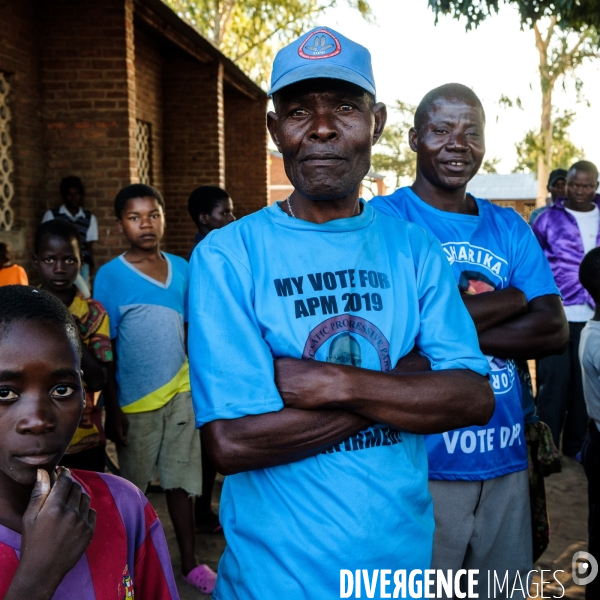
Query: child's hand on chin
4 467 96 600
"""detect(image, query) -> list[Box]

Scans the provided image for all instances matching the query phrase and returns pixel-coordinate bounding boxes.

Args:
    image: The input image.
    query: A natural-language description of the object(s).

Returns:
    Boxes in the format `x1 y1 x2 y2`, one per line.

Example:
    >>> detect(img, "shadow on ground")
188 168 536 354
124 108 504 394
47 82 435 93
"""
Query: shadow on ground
147 457 589 599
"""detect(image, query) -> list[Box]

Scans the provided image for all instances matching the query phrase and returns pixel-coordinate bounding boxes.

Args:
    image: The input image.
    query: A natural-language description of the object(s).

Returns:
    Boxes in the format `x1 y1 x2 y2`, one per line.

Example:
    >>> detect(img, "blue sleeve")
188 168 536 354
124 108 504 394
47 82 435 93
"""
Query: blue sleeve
508 212 559 301
188 242 284 428
93 265 120 339
178 256 189 323
415 236 490 376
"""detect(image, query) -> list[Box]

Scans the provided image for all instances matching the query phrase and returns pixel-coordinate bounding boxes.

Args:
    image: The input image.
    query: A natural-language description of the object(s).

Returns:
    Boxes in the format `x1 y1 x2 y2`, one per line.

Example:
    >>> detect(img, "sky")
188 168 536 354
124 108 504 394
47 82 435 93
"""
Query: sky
319 0 600 175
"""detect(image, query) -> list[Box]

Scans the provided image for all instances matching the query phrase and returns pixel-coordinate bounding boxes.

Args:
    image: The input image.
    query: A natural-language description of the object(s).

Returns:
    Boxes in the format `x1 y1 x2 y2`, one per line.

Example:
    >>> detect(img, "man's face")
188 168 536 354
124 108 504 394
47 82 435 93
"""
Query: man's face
117 196 165 250
548 178 566 201
566 169 598 209
200 198 236 231
0 321 83 487
64 186 83 211
409 98 485 192
34 235 81 295
267 79 386 201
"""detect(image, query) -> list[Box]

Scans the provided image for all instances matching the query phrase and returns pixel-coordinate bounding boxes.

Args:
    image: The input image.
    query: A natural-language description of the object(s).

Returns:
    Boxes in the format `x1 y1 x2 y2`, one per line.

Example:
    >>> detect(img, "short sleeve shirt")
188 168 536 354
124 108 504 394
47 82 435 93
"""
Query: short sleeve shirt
188 201 489 600
65 292 112 453
93 253 190 413
371 187 560 480
0 471 178 599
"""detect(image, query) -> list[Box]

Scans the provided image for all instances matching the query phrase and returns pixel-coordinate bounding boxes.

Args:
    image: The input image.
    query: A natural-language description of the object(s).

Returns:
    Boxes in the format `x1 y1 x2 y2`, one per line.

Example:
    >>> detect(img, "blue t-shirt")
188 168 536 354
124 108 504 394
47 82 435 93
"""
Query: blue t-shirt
371 187 559 480
188 201 489 600
94 253 190 413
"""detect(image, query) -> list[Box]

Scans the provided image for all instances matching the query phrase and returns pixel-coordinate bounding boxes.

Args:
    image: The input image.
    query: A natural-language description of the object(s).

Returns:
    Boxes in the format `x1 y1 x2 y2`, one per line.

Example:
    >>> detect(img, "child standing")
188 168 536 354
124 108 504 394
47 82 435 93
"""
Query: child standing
187 185 235 256
94 184 216 594
187 185 236 534
578 246 600 600
0 285 178 599
42 176 98 289
0 242 28 286
33 220 111 472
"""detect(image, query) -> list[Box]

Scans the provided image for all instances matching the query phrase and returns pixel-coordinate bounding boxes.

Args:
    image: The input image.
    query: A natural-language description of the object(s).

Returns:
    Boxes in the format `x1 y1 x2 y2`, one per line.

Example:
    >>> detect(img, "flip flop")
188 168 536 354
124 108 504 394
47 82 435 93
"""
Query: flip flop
182 564 217 594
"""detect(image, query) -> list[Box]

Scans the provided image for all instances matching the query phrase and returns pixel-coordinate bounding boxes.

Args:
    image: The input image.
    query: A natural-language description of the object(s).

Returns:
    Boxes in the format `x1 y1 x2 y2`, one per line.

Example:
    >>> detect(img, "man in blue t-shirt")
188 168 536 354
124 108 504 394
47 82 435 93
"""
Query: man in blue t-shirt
188 31 494 600
371 84 568 598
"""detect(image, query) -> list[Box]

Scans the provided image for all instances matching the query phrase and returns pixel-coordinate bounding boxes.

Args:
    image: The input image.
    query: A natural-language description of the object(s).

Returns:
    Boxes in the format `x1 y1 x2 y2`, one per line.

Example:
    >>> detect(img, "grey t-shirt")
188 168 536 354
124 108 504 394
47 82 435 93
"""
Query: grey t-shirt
579 319 600 432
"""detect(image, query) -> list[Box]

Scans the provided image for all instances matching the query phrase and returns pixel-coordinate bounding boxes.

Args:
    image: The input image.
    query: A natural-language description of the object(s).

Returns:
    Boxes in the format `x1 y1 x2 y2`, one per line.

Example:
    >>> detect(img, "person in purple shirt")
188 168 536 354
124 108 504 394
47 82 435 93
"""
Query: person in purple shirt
533 160 600 456
0 285 178 599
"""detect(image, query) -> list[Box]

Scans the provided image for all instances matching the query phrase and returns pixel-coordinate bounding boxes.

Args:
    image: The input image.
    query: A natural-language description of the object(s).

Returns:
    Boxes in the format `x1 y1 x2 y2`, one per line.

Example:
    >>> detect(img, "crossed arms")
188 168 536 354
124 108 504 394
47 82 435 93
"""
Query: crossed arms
203 361 494 475
202 290 566 476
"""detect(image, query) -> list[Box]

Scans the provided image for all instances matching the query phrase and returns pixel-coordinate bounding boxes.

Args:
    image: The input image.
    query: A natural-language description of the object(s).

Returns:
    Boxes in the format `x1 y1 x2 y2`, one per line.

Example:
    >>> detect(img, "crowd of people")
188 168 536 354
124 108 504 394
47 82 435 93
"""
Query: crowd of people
0 25 599 600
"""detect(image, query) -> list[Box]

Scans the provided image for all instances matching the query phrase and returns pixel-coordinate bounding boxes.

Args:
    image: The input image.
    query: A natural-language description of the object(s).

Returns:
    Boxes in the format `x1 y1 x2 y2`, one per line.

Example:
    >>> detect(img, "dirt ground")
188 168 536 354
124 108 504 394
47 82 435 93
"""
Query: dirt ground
147 455 590 599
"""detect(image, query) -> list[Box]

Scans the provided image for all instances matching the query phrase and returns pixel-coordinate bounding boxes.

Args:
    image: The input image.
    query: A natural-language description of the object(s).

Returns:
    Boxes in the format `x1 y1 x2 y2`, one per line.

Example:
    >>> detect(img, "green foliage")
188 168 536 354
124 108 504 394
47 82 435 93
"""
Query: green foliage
428 0 600 31
164 0 372 87
514 109 582 173
480 157 501 173
371 101 416 188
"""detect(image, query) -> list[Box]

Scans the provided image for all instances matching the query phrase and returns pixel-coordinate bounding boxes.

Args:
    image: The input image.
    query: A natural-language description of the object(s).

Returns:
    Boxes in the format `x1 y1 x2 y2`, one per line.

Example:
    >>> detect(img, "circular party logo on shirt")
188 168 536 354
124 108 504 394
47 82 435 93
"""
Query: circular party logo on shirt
298 29 341 60
302 314 391 371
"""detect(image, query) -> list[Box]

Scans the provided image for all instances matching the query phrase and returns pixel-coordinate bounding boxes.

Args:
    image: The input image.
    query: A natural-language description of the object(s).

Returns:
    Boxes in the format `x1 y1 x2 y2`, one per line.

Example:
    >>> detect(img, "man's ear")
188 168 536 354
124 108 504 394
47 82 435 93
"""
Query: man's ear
32 253 38 268
408 127 418 153
372 102 387 146
267 111 282 151
198 213 210 226
116 219 123 235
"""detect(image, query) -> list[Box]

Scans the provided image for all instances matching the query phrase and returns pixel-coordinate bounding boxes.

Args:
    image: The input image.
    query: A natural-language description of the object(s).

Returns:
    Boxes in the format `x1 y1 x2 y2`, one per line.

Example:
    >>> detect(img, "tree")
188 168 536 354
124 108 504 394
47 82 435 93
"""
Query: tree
428 0 599 206
514 109 582 173
164 0 372 86
480 157 501 174
371 101 416 188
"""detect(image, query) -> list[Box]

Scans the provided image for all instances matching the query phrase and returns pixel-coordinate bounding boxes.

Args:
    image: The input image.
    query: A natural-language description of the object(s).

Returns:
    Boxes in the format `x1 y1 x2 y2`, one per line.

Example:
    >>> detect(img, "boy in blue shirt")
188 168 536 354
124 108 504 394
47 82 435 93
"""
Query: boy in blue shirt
94 184 216 595
188 29 494 600
371 83 568 598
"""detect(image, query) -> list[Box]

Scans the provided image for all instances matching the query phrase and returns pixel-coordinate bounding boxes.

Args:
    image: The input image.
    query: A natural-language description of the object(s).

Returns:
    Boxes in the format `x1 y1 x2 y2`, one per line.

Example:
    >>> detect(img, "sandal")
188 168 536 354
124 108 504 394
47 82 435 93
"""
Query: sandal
182 564 217 594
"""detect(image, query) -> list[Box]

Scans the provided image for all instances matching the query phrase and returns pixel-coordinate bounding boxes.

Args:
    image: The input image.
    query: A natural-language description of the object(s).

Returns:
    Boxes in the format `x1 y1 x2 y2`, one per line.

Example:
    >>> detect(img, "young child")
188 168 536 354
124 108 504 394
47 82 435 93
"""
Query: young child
187 185 235 256
33 220 111 472
0 243 28 286
42 176 98 289
94 184 216 594
187 185 236 534
578 247 600 600
0 285 178 598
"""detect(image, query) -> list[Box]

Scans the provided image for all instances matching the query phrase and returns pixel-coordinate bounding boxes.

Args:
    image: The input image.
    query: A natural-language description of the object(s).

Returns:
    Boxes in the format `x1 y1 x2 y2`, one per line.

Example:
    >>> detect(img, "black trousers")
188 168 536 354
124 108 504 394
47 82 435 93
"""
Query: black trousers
537 321 588 456
582 423 600 600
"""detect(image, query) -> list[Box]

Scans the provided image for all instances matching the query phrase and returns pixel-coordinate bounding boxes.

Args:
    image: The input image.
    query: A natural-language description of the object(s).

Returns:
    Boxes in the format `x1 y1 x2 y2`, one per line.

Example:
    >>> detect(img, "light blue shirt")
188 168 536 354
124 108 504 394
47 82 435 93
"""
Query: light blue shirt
371 187 559 480
188 201 489 600
94 253 190 413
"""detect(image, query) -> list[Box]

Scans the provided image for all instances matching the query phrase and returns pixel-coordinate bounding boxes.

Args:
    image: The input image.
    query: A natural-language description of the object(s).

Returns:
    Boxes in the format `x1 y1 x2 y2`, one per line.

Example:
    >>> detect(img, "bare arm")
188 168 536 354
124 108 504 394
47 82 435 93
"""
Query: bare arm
79 345 106 392
476 295 568 359
102 342 129 446
462 287 528 334
202 408 371 475
276 358 494 434
202 358 494 476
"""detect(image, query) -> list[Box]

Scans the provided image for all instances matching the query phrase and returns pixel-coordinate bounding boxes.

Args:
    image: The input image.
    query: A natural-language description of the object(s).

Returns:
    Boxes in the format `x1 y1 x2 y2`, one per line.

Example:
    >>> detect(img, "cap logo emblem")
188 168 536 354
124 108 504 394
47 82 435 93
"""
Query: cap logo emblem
299 29 341 60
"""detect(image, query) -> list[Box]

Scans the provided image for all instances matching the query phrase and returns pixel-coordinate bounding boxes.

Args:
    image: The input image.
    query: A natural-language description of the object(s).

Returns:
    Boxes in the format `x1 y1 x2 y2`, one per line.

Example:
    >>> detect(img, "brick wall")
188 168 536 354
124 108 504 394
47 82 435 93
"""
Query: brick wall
268 151 293 206
0 0 45 266
162 57 225 257
225 84 269 217
0 0 268 272
40 0 137 268
134 26 163 192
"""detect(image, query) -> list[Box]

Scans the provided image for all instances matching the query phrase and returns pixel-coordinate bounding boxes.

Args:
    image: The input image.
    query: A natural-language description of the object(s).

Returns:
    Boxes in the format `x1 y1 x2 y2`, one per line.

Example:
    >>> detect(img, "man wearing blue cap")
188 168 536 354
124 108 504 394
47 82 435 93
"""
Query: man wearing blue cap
188 28 493 600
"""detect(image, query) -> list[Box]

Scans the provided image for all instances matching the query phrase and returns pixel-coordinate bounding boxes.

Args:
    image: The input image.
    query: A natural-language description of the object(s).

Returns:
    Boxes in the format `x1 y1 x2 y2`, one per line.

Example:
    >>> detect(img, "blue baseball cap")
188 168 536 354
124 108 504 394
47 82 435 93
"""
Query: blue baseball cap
269 26 376 97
